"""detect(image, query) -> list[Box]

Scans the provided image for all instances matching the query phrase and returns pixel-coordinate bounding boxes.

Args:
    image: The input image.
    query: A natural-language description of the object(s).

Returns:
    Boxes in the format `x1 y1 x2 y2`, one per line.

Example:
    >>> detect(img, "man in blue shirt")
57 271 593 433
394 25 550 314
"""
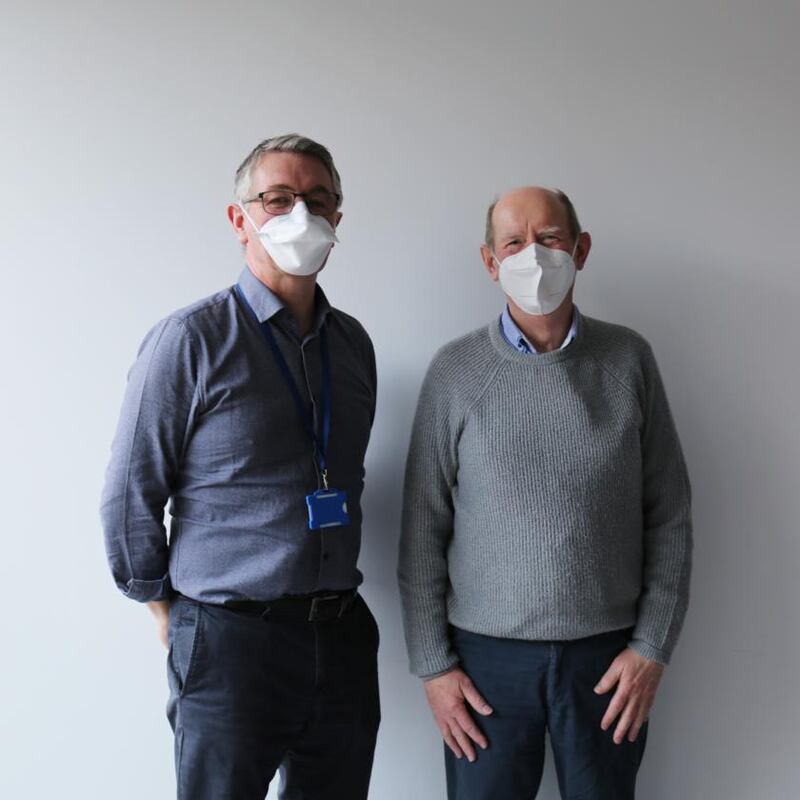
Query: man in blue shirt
101 134 379 800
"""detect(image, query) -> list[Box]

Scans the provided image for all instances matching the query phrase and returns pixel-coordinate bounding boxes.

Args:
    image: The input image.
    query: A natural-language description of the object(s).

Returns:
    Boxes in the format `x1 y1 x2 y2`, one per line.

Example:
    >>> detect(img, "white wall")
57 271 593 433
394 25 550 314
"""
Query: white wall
2 1 798 797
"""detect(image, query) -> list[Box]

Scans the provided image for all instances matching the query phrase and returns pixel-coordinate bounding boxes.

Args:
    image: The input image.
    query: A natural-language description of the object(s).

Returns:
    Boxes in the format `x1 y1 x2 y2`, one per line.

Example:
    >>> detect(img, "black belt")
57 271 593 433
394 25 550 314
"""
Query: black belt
222 589 358 622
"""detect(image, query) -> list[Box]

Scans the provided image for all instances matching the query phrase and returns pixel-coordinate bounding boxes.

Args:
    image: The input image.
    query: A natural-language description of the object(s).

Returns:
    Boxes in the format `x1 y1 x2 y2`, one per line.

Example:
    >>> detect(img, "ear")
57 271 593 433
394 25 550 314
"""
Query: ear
574 231 592 271
480 244 500 282
227 203 249 246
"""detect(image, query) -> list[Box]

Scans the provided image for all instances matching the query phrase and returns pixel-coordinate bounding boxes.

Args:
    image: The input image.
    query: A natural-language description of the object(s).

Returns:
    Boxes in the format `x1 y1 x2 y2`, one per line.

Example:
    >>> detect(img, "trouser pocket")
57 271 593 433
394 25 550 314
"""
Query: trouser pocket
167 597 203 698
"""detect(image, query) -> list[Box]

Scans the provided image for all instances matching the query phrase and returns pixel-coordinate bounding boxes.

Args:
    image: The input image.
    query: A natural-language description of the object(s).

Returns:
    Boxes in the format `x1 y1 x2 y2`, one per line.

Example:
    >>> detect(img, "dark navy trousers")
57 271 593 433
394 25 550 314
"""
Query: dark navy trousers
446 627 647 800
166 593 380 800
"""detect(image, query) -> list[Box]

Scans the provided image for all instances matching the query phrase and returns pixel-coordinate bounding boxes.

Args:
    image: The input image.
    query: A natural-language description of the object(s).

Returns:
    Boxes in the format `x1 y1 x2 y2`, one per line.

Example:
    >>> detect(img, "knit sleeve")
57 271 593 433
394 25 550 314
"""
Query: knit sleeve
630 345 693 664
398 350 463 679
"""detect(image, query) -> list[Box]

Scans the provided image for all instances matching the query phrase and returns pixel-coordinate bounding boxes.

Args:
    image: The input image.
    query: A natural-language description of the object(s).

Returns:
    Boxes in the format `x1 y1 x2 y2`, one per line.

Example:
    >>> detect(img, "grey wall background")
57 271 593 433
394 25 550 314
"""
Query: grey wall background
1 1 798 797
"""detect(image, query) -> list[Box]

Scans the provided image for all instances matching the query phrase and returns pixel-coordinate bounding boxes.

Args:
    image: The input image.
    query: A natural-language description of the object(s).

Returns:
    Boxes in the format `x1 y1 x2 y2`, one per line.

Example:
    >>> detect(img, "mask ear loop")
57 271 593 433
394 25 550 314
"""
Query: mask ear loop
571 232 582 259
239 202 261 233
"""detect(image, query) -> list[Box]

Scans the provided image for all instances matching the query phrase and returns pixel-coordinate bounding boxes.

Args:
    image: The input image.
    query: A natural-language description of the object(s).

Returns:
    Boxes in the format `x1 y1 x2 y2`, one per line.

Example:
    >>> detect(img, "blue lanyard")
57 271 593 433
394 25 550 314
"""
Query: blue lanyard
234 284 333 487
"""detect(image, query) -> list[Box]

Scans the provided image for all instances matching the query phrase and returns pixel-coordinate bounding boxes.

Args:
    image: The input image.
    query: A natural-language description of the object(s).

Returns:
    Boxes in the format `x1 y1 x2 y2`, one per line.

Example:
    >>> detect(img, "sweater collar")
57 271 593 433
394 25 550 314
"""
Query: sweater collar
500 304 580 354
488 307 586 365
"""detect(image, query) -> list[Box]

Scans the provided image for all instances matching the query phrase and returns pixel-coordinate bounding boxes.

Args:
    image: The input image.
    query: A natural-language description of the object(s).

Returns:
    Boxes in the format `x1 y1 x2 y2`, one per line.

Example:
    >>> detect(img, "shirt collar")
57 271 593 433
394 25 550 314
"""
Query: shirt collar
237 266 332 334
500 304 580 354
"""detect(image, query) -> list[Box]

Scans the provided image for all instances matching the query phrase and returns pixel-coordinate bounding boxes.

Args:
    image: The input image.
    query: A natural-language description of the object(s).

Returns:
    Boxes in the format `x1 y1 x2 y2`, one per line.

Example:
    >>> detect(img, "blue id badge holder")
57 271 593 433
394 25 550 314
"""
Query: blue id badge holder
307 465 349 530
306 487 350 530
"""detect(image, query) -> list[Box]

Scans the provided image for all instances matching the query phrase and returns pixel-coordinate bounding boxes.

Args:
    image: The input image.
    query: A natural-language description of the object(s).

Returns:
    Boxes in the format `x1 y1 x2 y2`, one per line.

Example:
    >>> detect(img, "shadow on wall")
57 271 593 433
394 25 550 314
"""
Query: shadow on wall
359 364 418 601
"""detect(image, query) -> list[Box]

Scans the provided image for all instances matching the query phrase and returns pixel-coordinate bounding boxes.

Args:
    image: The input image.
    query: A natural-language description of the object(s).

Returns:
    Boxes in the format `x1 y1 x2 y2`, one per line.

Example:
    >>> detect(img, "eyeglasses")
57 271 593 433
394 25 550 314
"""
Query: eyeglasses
243 189 340 217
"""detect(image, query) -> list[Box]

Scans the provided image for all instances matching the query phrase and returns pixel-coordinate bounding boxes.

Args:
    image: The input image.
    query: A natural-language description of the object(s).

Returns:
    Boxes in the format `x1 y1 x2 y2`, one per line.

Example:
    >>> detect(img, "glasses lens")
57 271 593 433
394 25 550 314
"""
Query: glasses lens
261 191 294 214
303 190 338 216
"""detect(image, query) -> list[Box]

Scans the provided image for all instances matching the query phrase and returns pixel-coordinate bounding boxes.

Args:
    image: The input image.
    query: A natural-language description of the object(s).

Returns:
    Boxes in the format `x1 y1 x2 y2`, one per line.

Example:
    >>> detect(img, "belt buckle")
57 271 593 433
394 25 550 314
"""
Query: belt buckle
308 593 341 622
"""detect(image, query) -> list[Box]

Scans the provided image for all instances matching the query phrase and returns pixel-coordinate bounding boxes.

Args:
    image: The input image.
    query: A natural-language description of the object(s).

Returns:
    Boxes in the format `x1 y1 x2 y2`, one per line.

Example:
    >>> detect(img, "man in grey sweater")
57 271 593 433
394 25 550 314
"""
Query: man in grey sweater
398 187 692 800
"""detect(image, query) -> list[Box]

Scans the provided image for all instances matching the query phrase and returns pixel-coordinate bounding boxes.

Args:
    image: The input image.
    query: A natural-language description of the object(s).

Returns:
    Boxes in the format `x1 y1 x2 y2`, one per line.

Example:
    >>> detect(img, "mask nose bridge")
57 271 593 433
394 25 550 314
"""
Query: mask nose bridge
239 198 311 233
290 199 310 218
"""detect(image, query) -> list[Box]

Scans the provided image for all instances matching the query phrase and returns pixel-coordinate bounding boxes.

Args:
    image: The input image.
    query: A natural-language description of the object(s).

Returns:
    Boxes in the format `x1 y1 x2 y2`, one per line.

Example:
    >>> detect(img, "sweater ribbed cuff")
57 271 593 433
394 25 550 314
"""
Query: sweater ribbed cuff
630 638 671 665
420 661 460 681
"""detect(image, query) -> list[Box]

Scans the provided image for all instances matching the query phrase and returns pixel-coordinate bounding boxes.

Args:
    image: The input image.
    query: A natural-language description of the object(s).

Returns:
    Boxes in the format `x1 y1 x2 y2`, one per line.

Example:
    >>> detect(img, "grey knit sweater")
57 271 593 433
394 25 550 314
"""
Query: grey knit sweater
398 312 692 679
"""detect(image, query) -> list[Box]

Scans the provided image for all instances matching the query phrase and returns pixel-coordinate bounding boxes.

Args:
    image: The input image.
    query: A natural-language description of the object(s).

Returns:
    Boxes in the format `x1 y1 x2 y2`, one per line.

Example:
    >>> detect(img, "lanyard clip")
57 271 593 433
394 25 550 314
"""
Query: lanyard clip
321 469 329 491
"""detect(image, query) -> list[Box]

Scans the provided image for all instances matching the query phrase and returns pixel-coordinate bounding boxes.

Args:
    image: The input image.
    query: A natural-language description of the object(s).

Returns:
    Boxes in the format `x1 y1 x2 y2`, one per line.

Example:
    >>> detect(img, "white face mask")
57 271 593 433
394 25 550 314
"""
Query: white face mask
494 238 580 316
240 200 339 276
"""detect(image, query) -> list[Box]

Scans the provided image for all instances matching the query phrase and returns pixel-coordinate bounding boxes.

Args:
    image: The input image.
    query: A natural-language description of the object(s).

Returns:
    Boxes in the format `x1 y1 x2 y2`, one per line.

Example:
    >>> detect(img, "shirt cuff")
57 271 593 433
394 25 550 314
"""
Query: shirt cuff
123 576 172 603
629 637 671 665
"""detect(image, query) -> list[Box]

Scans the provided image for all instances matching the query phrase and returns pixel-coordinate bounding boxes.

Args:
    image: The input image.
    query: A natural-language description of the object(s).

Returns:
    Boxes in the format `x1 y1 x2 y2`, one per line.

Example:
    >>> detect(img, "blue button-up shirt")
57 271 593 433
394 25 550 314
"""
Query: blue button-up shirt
101 267 377 604
499 304 580 354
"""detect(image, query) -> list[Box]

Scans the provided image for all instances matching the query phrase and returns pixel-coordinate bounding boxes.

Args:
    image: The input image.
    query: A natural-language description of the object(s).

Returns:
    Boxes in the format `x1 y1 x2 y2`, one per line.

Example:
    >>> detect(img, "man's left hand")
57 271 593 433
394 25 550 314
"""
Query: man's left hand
147 599 171 650
594 647 664 745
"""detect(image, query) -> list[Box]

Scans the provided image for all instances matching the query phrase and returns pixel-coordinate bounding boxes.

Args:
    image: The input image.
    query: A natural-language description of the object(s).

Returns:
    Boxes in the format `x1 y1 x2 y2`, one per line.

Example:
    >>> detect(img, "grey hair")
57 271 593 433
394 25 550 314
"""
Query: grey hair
234 133 343 206
484 188 582 250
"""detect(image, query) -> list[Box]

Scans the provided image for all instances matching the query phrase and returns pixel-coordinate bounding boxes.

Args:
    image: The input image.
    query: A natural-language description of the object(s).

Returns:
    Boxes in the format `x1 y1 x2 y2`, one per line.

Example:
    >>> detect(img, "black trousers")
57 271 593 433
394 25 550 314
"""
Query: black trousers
166 593 380 800
446 627 647 800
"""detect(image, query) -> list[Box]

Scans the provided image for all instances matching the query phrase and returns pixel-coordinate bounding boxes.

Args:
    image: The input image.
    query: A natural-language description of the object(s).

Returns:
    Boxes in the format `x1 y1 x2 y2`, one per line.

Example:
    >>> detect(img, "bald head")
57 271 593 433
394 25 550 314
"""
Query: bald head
484 187 581 252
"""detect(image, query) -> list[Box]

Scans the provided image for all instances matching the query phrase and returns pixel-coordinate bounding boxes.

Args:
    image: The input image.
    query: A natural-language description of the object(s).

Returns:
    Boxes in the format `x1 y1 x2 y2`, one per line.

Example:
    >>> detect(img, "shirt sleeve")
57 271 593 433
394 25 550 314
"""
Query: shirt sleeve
100 317 203 602
630 345 693 664
398 354 462 679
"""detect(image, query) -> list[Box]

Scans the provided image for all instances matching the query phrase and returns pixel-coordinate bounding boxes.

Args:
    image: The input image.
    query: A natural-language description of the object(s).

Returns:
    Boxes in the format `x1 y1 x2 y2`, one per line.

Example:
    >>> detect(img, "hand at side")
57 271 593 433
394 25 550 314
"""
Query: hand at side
147 599 171 649
594 647 664 744
424 667 494 762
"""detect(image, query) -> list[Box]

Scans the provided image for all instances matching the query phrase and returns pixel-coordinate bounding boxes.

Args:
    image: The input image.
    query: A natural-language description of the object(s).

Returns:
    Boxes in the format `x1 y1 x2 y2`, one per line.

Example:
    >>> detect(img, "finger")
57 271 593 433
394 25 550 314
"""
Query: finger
461 679 493 716
442 729 464 759
600 686 629 731
627 719 643 743
449 721 477 762
454 708 488 750
628 707 650 743
613 701 638 745
594 660 622 695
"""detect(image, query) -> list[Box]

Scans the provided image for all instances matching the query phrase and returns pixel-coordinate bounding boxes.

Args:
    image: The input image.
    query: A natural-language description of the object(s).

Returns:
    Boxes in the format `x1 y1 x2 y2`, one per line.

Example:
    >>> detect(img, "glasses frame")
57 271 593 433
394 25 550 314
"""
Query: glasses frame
242 188 341 216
